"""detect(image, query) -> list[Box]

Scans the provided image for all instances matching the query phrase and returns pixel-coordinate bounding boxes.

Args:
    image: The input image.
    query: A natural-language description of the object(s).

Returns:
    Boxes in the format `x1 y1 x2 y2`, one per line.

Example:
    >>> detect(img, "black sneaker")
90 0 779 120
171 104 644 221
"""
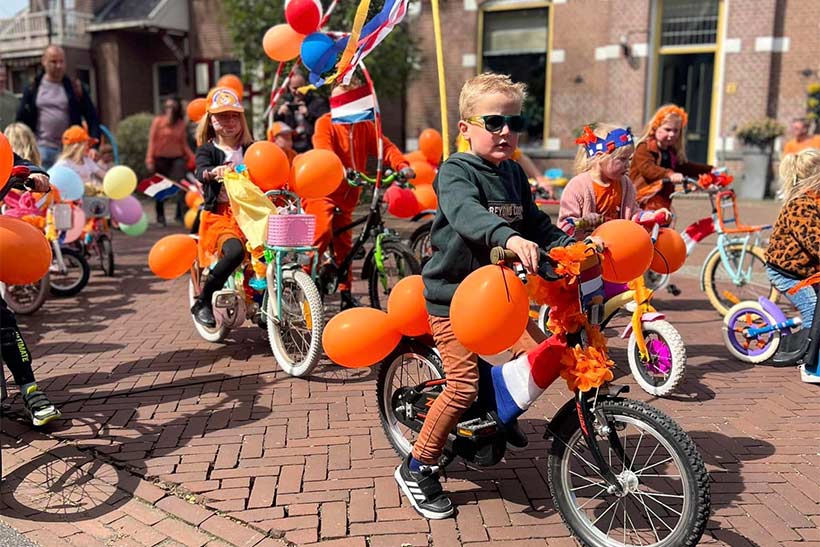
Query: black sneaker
191 300 217 328
22 386 61 427
394 455 454 519
340 290 361 311
504 420 529 451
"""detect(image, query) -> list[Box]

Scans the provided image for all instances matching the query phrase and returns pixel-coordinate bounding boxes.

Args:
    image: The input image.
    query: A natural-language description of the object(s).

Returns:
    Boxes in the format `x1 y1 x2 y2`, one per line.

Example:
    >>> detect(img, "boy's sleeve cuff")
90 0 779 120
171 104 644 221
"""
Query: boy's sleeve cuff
490 226 519 249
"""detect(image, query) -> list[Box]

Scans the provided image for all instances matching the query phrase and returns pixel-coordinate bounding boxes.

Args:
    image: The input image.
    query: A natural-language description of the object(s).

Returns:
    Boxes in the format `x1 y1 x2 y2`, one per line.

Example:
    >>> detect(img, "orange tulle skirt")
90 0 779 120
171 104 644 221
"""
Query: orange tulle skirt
197 203 245 265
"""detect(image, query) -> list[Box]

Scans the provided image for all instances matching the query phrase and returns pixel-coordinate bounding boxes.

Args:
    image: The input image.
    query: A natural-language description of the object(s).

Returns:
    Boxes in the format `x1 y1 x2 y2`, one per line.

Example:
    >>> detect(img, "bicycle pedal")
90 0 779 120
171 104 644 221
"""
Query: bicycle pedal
667 284 681 296
455 417 498 439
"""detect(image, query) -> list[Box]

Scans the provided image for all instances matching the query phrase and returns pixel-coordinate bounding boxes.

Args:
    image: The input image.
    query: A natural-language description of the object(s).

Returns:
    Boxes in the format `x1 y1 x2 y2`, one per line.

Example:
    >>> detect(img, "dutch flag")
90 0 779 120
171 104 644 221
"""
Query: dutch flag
330 85 376 124
138 175 181 202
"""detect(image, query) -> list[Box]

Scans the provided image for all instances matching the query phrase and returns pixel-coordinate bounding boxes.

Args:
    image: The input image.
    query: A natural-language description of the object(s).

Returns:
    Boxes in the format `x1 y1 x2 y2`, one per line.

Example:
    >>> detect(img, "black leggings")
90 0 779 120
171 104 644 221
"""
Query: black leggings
199 238 245 308
0 297 35 387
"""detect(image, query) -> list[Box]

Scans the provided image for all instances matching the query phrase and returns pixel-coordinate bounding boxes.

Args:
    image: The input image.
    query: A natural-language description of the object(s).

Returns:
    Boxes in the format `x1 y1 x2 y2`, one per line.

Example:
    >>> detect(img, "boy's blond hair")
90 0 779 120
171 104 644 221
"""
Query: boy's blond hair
779 148 820 201
573 123 635 175
459 73 526 119
4 122 41 165
195 111 254 147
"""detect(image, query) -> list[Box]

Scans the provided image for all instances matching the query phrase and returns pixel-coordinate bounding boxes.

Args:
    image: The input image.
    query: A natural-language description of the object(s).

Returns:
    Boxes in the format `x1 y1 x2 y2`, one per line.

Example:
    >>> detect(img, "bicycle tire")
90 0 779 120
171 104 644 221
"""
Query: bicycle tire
627 320 687 397
49 248 90 297
547 398 710 547
368 240 420 310
722 301 781 363
99 235 115 277
409 220 433 266
267 269 324 378
701 244 776 315
1 276 49 315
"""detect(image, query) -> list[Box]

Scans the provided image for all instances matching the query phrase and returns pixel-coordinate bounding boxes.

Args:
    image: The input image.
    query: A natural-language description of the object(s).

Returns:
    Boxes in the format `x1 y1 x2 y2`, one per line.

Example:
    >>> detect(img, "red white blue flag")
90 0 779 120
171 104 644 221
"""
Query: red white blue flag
330 85 376 124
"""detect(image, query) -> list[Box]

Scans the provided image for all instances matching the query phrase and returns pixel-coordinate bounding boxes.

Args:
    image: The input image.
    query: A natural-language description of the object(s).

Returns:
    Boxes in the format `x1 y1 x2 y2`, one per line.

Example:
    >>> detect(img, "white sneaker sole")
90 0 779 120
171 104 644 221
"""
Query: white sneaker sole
393 467 454 520
799 364 820 384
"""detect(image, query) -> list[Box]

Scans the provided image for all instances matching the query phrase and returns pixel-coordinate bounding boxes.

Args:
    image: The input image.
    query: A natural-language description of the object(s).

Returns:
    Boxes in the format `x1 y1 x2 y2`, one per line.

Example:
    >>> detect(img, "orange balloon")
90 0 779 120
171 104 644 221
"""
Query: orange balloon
387 275 431 337
650 228 687 274
0 133 12 185
263 24 306 62
185 190 204 209
291 149 345 198
184 208 198 230
592 219 654 283
148 234 197 280
186 98 207 123
216 74 244 100
419 128 443 165
0 216 52 285
412 185 438 211
323 308 402 367
404 150 427 164
450 265 530 355
245 141 289 191
410 161 436 186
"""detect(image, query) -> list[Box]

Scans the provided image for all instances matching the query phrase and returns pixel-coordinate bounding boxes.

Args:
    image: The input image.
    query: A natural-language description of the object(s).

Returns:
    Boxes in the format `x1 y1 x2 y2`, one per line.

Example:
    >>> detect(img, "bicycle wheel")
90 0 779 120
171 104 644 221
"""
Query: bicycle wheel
548 398 710 547
644 270 669 292
376 340 443 458
627 320 687 397
722 301 781 363
98 235 115 277
267 269 324 377
702 244 776 315
368 240 420 311
1 276 49 315
409 220 433 266
49 248 90 297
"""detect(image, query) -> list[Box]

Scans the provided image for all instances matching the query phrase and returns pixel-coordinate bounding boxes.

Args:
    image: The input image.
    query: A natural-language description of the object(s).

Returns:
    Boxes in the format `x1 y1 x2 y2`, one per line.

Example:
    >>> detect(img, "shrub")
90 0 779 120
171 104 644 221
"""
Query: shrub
735 118 785 149
115 112 154 180
807 82 820 129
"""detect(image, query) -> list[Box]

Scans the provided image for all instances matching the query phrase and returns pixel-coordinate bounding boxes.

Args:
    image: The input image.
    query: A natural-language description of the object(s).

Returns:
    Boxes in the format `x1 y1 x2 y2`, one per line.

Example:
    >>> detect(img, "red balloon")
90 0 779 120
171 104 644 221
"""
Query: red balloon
419 128 443 165
410 161 436 186
592 219 654 283
216 74 244 100
450 265 529 355
245 141 289 191
387 275 431 337
263 24 306 62
149 234 198 280
186 98 207 123
0 133 12 185
323 308 402 367
285 0 323 35
412 185 438 211
291 149 344 198
0 216 52 285
650 228 687 274
384 185 420 219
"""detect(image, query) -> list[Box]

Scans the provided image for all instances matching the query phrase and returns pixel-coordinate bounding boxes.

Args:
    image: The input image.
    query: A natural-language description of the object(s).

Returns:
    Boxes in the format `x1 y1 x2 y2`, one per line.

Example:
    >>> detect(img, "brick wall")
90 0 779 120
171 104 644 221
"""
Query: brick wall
189 0 235 61
776 0 820 128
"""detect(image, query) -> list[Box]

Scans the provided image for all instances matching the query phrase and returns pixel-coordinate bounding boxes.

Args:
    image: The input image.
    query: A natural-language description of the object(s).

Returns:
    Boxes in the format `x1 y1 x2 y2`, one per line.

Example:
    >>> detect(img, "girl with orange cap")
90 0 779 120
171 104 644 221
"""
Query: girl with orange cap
190 86 254 328
629 104 713 211
54 124 106 184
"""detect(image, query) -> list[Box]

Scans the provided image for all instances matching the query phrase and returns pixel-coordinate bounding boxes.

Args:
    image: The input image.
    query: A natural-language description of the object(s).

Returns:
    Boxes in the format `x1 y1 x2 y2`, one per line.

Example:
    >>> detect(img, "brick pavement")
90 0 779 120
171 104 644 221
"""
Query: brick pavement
1 197 819 546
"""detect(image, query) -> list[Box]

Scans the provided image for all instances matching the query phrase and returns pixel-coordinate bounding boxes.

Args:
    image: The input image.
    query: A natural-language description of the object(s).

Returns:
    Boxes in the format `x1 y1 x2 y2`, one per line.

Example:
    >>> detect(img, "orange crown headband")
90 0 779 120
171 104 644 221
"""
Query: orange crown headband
651 105 688 130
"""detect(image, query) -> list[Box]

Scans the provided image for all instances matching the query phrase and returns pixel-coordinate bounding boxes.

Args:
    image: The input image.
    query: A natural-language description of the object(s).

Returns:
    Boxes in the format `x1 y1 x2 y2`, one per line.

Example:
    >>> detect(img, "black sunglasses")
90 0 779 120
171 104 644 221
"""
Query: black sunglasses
466 114 527 133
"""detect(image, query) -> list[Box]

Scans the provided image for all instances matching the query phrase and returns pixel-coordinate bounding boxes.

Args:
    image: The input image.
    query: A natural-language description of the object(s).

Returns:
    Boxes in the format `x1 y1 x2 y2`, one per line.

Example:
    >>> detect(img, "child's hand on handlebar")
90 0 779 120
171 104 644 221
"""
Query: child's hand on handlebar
669 172 684 184
27 173 51 193
399 166 416 180
209 165 232 180
505 235 540 274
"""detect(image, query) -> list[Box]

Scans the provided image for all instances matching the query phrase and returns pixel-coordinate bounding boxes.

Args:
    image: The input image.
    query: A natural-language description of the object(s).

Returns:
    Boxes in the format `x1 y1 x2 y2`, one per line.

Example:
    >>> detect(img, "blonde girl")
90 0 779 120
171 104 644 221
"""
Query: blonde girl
629 104 713 210
4 122 41 165
53 125 106 184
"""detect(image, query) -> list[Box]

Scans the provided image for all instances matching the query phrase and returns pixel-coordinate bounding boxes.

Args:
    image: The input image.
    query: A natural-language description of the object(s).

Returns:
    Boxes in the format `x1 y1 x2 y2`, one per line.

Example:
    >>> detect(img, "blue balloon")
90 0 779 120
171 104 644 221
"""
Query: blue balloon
301 33 337 75
47 165 84 201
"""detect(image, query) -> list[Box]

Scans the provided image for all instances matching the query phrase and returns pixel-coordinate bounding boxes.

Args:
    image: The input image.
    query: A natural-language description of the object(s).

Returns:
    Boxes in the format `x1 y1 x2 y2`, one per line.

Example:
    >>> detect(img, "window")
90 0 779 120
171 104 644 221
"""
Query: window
75 66 95 104
195 62 210 95
216 60 242 79
154 64 180 112
481 7 548 146
661 0 719 47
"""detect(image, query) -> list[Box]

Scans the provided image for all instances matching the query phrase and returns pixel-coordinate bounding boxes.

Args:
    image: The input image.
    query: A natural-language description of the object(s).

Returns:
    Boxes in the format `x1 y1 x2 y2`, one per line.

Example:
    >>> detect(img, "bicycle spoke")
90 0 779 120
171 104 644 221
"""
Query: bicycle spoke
630 430 645 472
590 497 621 528
634 455 674 475
634 484 661 544
637 442 661 476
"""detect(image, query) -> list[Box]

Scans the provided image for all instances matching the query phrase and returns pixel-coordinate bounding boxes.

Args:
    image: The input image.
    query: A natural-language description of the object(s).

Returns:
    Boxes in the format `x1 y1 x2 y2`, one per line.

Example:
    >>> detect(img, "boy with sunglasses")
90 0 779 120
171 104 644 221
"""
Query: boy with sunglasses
396 73 573 519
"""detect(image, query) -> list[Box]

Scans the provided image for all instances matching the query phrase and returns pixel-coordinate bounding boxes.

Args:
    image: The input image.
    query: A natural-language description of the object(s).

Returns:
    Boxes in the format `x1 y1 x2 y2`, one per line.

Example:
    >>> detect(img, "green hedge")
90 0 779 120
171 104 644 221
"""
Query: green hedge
115 112 154 181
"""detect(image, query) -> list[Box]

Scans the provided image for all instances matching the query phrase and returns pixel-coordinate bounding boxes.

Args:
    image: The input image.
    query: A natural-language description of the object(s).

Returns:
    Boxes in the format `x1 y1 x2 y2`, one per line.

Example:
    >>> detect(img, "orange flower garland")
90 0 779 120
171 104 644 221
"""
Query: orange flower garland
528 242 614 392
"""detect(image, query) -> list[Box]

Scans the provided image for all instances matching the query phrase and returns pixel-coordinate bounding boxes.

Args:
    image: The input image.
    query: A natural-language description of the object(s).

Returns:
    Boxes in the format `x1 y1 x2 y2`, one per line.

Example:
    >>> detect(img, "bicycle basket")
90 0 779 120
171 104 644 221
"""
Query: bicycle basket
82 197 110 218
267 213 316 247
53 203 74 231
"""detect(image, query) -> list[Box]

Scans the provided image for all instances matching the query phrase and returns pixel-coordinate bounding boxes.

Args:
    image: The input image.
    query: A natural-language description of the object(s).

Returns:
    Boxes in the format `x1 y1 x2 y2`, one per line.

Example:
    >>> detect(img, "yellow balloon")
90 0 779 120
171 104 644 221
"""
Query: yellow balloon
103 165 137 199
184 208 198 230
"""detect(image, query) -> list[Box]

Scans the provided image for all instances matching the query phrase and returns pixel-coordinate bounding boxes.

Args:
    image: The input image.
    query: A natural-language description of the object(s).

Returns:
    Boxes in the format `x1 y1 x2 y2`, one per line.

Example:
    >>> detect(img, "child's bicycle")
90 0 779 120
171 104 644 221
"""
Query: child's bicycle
537 214 687 397
319 169 420 310
188 189 324 378
79 196 115 277
722 275 820 380
644 173 777 315
377 243 710 546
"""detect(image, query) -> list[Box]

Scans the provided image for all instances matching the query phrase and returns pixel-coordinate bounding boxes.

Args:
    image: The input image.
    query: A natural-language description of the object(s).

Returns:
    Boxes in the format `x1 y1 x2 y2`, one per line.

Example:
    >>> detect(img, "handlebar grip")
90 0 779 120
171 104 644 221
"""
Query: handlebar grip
490 247 518 265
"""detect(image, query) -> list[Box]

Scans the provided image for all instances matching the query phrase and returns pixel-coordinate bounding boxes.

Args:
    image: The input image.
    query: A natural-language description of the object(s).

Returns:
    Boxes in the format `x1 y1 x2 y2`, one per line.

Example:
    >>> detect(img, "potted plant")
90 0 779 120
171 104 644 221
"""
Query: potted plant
735 118 785 199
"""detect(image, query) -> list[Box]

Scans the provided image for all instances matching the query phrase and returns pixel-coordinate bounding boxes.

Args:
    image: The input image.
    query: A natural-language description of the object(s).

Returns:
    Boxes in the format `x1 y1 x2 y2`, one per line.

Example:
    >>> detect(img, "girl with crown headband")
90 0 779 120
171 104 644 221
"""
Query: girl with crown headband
629 104 713 211
558 123 670 241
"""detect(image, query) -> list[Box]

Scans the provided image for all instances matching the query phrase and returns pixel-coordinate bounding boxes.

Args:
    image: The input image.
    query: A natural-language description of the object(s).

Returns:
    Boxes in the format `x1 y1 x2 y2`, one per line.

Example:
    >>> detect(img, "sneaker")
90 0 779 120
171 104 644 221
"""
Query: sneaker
22 385 61 427
799 364 820 384
394 455 454 519
625 301 638 313
504 420 529 451
340 291 361 311
248 277 267 291
191 300 217 328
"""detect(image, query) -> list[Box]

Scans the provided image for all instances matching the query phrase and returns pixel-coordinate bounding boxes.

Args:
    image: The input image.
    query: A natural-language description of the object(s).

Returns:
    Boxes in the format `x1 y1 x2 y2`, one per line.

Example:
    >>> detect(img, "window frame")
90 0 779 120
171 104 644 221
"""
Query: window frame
153 62 181 114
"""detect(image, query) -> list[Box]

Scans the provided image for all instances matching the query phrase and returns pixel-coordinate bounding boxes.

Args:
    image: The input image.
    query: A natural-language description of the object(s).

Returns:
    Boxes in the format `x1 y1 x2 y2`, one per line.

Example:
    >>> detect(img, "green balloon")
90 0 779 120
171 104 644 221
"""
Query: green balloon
120 212 148 236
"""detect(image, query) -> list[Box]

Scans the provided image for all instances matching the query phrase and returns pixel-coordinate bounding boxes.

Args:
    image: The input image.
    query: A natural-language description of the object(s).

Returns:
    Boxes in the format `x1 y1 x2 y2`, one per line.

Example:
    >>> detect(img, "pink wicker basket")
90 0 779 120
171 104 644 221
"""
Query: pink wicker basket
267 214 316 247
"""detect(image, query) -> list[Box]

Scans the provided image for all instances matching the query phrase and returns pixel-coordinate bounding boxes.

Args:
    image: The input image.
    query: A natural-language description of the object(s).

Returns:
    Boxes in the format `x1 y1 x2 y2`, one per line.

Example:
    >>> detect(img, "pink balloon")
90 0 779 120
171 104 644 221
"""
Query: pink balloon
62 205 86 244
110 196 143 225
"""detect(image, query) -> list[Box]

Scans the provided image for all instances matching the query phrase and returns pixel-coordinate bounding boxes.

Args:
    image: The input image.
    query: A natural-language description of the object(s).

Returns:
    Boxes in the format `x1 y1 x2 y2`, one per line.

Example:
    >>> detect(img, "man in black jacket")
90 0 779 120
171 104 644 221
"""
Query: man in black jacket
15 45 100 169
274 72 329 153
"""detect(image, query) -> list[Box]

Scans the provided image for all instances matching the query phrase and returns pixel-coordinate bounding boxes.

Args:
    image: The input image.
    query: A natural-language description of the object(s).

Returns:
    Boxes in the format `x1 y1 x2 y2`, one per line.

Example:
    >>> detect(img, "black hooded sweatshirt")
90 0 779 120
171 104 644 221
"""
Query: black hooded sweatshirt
422 152 573 316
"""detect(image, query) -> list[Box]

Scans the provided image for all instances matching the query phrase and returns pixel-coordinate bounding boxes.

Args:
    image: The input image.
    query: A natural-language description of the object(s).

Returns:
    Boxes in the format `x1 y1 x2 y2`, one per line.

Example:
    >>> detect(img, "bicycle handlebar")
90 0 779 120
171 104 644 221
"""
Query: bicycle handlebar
346 169 410 188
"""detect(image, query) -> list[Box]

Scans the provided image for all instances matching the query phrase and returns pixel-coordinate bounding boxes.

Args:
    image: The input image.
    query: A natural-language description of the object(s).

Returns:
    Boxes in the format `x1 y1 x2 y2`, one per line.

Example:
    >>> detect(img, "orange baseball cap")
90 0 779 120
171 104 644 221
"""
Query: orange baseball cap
62 125 98 146
206 86 244 114
267 122 293 141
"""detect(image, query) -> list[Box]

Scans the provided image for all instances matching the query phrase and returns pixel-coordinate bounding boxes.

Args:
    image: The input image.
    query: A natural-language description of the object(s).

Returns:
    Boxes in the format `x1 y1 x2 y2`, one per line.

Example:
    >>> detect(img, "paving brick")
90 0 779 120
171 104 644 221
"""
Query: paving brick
152 518 213 547
320 501 347 539
199 515 265 547
155 497 213 527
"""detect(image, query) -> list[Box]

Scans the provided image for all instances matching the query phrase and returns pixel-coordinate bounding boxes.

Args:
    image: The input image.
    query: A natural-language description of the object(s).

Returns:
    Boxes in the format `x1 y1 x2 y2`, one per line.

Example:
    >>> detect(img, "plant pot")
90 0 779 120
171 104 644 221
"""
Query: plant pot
738 145 771 200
